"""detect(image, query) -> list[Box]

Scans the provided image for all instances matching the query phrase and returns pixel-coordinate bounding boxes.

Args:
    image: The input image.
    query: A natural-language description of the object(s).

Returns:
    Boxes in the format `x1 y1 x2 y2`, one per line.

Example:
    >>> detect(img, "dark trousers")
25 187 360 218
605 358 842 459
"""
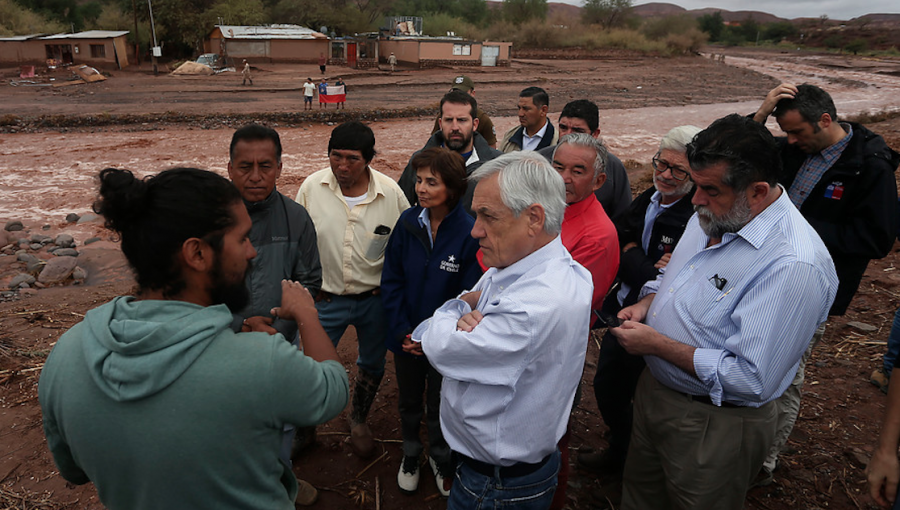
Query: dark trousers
394 353 452 471
593 329 646 464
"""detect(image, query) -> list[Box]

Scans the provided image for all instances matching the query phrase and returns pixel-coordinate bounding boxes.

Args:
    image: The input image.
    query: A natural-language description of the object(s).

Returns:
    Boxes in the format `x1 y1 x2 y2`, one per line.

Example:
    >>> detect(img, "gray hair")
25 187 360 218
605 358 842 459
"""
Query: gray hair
469 151 566 236
553 133 608 179
658 125 702 153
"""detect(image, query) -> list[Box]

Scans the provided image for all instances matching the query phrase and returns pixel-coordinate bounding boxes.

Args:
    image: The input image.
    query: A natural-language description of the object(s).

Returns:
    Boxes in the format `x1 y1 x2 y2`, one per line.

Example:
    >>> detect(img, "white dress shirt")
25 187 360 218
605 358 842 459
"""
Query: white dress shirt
414 237 593 465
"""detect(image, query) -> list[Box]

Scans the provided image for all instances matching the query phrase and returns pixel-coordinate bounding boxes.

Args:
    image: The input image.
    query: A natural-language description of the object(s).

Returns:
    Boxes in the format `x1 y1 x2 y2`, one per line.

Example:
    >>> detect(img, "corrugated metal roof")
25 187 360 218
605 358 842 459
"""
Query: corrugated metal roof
39 30 129 40
0 34 47 41
216 25 327 40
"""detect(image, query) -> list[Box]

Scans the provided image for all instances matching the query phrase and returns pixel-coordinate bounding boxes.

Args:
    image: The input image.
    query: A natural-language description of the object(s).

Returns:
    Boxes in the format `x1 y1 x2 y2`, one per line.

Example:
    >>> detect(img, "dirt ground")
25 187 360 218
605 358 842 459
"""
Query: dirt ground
1 49 900 510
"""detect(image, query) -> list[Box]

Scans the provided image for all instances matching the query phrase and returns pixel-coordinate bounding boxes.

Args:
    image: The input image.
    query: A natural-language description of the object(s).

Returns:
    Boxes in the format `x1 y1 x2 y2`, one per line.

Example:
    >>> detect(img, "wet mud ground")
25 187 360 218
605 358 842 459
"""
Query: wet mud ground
1 48 900 509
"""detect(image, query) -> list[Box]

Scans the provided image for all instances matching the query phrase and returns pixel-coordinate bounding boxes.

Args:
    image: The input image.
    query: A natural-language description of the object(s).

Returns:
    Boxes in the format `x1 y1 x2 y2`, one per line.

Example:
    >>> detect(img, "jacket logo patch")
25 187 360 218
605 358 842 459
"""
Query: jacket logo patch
440 255 460 273
824 181 844 200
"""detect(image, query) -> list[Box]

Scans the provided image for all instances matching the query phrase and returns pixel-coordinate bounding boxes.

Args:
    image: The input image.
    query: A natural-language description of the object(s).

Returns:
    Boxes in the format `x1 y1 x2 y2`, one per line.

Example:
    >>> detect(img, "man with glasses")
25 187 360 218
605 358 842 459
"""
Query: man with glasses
579 126 699 499
538 99 632 219
610 115 837 510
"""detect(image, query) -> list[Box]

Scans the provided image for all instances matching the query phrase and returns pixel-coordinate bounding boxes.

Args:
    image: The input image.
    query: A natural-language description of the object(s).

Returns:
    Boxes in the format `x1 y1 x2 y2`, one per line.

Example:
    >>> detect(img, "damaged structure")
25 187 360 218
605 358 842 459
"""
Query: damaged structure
205 25 329 63
0 31 130 69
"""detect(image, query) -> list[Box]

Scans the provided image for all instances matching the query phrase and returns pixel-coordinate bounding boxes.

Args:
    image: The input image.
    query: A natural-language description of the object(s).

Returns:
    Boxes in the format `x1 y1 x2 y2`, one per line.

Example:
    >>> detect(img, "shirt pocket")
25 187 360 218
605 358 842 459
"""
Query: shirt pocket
674 278 732 334
364 231 391 260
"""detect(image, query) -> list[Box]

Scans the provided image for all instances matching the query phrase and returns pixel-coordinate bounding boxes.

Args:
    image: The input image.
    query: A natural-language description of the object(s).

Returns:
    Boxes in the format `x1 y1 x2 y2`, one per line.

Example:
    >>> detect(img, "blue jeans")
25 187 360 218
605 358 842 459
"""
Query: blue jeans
315 294 387 377
448 450 559 510
884 307 900 377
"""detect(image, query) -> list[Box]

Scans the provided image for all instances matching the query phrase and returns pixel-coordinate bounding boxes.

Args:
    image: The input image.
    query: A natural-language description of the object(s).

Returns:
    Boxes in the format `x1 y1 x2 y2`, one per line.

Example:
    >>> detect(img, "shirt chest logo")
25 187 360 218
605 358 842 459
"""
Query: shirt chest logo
440 254 460 273
824 181 844 200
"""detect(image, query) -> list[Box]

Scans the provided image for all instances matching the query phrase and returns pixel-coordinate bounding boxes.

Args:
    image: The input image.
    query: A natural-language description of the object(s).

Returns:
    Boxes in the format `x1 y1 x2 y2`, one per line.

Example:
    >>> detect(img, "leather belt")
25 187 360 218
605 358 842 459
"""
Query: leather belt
460 453 552 478
316 288 380 302
686 393 740 408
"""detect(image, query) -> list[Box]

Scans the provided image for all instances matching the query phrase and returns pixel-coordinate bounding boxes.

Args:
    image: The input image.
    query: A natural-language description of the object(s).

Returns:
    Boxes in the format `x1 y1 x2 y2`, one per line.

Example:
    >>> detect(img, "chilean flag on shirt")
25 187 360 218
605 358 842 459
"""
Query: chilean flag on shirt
320 84 345 103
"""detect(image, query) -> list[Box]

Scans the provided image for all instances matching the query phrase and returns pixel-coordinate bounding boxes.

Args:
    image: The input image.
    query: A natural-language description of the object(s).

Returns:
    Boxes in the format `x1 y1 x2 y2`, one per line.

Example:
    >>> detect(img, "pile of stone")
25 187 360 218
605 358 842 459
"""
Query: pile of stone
1 218 98 300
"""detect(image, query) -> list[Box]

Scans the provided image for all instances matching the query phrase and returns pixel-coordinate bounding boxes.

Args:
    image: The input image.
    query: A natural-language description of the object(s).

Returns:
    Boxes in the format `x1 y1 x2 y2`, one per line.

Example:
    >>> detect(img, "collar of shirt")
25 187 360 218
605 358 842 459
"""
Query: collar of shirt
788 124 853 208
699 186 792 253
820 122 853 164
522 121 549 151
319 167 384 205
640 190 681 252
563 192 599 220
476 236 563 309
417 207 434 248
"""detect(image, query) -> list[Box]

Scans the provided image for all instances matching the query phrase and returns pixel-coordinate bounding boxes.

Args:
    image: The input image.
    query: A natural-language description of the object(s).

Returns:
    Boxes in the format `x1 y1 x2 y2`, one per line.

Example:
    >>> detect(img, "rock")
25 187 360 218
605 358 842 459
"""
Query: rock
65 213 81 223
42 224 51 230
76 213 98 224
17 282 29 289
19 288 38 296
54 248 79 257
18 238 29 245
54 234 76 248
9 273 36 289
38 256 78 284
17 252 38 263
844 447 869 469
26 259 45 273
34 281 46 288
846 321 878 333
4 220 24 231
29 243 42 250
31 234 52 244
0 230 7 246
72 266 87 280
83 237 101 245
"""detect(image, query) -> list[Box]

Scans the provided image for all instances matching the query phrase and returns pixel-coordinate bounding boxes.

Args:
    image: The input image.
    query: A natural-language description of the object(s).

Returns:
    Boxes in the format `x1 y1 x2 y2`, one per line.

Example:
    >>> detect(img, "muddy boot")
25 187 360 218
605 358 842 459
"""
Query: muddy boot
349 369 383 458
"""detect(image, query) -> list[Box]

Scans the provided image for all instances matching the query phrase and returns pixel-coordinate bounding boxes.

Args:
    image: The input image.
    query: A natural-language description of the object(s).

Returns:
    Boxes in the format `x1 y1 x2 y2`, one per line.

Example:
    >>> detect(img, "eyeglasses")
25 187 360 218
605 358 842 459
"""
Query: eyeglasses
651 154 690 182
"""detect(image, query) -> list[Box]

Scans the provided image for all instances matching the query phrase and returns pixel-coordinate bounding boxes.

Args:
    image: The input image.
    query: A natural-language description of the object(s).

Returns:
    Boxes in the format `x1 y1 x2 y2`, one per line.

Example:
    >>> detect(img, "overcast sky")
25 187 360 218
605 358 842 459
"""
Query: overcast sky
629 1 900 20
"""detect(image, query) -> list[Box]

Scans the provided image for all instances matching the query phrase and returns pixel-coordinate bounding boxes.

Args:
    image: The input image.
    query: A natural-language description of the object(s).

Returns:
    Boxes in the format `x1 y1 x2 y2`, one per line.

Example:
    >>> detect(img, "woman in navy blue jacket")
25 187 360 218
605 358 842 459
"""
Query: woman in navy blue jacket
381 148 482 496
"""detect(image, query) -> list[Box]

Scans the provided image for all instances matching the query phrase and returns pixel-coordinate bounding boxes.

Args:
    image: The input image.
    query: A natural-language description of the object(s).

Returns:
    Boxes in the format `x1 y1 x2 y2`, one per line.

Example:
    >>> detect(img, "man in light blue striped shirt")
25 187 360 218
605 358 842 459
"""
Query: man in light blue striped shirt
610 115 838 510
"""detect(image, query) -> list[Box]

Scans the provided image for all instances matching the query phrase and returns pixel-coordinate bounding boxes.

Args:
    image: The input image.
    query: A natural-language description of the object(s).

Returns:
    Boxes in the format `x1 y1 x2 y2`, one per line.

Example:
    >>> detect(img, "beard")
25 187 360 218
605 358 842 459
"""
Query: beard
444 130 473 152
209 257 250 312
654 173 694 199
695 191 752 239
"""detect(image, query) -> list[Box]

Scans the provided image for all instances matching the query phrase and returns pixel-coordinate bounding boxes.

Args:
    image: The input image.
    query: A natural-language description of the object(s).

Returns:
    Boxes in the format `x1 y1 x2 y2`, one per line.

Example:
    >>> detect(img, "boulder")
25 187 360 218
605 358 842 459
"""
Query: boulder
38 256 78 284
72 266 88 281
54 248 79 257
4 220 24 231
84 237 101 245
65 213 81 223
9 273 36 289
17 252 38 264
54 234 76 248
29 243 42 251
76 214 99 224
31 234 52 244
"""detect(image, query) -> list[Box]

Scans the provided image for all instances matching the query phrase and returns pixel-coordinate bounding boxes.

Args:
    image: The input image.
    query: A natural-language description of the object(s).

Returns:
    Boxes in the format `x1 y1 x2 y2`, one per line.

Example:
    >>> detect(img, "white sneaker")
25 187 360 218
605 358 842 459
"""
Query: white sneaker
429 456 451 497
397 455 420 494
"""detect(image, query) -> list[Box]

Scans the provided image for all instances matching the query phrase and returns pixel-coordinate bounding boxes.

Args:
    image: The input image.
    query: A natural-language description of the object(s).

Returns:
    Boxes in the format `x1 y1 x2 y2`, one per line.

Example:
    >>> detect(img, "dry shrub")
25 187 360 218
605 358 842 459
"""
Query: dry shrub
664 28 708 55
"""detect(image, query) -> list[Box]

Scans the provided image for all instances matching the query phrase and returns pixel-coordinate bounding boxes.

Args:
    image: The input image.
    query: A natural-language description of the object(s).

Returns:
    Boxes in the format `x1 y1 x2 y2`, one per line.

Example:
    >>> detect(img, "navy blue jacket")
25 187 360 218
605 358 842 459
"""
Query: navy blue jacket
778 122 899 315
381 203 482 356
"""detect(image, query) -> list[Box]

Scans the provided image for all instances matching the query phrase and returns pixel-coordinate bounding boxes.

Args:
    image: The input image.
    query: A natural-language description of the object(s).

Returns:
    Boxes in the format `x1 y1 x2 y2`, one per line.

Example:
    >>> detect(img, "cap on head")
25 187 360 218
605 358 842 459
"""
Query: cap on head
451 75 475 93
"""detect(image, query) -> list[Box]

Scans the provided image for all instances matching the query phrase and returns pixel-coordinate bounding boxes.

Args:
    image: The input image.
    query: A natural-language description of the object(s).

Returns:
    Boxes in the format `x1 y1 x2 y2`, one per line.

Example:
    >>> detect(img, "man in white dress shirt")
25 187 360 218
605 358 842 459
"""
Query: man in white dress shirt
413 151 593 509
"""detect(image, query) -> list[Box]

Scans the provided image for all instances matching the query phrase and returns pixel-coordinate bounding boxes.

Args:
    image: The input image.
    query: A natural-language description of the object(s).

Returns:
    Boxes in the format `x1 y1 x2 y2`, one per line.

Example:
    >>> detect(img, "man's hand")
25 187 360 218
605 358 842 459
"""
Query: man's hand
242 316 277 335
401 337 424 356
753 82 798 123
271 280 317 325
654 253 672 269
457 310 484 332
867 447 900 508
610 321 662 356
459 290 482 310
621 241 639 253
618 294 653 324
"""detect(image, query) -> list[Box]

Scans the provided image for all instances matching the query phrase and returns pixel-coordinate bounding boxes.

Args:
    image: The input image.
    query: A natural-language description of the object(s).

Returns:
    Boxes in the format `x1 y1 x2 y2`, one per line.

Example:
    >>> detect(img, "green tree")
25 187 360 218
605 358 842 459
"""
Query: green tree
502 0 546 25
761 21 797 42
0 0 65 35
697 11 723 42
201 0 268 27
582 0 631 29
845 38 867 55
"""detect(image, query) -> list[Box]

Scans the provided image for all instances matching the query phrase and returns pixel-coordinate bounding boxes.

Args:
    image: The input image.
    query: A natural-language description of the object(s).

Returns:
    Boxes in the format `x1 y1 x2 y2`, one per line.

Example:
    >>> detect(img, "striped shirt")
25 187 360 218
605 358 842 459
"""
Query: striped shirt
788 123 853 208
415 237 593 465
641 190 837 406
